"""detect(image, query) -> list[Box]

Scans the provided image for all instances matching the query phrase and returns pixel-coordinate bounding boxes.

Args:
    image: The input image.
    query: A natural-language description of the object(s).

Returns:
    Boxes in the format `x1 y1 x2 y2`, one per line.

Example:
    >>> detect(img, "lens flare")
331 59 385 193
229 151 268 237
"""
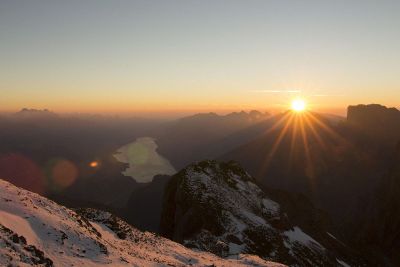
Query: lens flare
51 159 78 189
0 153 44 194
89 161 99 168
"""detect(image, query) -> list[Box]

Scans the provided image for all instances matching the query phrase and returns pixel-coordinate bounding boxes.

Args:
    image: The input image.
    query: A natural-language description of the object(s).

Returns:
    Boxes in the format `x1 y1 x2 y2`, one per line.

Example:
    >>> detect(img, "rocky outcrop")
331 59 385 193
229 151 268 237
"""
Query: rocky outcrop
350 143 400 266
160 160 360 266
347 104 400 143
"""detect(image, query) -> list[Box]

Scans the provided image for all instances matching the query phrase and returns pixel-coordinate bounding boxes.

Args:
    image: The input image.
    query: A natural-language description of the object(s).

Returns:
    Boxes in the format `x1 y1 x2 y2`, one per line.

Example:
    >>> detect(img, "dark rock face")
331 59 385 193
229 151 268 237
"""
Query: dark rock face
340 105 400 265
160 160 361 266
124 175 171 232
77 208 134 240
347 104 400 125
347 104 400 143
349 144 400 266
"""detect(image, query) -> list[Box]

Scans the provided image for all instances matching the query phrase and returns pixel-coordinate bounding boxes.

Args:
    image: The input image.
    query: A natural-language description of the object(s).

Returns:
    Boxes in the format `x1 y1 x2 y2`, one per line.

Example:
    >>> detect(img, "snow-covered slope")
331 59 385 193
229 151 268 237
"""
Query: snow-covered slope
0 179 285 267
160 160 357 267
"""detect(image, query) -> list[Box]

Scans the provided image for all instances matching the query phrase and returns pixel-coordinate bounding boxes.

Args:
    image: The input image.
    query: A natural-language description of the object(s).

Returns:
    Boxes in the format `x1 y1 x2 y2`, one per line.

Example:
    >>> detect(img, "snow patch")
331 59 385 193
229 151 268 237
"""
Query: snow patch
0 179 285 267
284 227 324 250
229 242 246 255
262 198 280 213
337 258 351 267
242 210 267 226
0 210 38 246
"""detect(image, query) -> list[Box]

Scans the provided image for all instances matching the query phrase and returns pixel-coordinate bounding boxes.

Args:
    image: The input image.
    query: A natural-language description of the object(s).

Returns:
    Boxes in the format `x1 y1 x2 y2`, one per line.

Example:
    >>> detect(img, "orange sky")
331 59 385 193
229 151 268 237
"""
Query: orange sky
1 1 399 117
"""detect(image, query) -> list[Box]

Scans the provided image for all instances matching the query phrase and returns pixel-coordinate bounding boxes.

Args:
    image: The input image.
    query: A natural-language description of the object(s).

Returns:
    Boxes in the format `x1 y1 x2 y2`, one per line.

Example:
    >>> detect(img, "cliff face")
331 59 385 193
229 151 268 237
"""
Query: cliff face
347 104 400 143
373 152 400 265
160 160 360 267
351 143 400 266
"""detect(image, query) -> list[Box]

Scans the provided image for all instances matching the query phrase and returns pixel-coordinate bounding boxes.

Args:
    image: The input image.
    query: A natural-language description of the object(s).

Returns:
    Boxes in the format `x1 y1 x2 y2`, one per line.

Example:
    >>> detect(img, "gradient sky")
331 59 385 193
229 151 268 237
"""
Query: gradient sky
1 0 400 115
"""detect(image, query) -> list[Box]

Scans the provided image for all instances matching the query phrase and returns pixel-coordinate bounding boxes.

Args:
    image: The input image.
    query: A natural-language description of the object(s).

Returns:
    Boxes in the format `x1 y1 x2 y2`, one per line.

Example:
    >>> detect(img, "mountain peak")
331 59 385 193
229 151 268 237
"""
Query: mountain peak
347 104 399 119
14 108 57 119
160 160 357 266
347 104 400 142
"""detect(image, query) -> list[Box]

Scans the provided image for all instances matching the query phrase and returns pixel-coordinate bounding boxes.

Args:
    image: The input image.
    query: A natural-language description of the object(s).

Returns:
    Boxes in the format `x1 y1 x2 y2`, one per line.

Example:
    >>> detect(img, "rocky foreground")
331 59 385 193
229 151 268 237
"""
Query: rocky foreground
0 179 284 267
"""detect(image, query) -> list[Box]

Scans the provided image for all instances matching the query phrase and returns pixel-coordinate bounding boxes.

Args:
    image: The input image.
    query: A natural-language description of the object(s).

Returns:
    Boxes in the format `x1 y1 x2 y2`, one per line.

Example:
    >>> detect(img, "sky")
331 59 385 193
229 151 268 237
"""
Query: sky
1 0 400 116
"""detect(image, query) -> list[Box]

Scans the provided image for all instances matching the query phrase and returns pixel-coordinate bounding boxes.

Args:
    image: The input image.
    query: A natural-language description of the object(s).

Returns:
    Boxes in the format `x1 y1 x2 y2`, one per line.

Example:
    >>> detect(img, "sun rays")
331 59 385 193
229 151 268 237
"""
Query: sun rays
257 106 347 185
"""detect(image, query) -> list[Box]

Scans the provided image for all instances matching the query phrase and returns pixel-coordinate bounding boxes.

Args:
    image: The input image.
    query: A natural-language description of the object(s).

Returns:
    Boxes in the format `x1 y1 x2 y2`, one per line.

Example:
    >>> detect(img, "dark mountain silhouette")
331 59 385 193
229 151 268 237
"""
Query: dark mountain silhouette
219 104 400 265
347 104 400 144
124 175 171 232
348 143 400 266
156 110 270 169
14 108 58 119
369 144 400 265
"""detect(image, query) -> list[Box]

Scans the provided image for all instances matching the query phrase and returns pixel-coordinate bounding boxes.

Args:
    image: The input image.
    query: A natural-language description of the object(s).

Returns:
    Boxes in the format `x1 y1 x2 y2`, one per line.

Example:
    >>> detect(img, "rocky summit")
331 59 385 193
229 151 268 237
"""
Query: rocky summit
160 160 359 267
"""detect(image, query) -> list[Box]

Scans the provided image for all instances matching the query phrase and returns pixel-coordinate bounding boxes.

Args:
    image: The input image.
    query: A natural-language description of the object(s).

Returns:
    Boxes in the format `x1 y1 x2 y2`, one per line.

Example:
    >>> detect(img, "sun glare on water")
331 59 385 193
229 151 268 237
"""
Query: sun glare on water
291 99 306 112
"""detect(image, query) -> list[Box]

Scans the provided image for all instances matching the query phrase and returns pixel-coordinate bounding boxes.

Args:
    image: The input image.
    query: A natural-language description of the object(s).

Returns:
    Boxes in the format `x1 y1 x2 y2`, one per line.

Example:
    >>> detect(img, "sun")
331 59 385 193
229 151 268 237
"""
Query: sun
291 99 306 112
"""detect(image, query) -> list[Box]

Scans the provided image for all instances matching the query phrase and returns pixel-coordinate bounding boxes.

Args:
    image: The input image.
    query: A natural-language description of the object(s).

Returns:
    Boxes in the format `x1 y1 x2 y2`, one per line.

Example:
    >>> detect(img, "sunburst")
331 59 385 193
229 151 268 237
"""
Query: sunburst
291 99 306 112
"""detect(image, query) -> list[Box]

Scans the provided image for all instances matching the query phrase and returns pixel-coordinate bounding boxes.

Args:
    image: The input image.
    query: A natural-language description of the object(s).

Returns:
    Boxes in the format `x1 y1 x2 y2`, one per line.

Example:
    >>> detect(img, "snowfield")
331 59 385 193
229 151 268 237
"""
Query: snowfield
0 179 285 267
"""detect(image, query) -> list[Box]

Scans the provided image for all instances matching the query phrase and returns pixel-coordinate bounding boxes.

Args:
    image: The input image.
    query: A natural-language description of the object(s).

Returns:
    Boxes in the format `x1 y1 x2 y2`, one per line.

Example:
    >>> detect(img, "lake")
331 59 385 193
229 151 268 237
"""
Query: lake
114 137 176 183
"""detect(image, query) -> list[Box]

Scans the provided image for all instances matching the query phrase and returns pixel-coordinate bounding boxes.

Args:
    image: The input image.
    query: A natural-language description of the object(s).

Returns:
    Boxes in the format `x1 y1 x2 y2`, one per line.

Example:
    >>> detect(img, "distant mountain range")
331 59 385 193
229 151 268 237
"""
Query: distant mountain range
13 108 58 119
155 110 271 169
